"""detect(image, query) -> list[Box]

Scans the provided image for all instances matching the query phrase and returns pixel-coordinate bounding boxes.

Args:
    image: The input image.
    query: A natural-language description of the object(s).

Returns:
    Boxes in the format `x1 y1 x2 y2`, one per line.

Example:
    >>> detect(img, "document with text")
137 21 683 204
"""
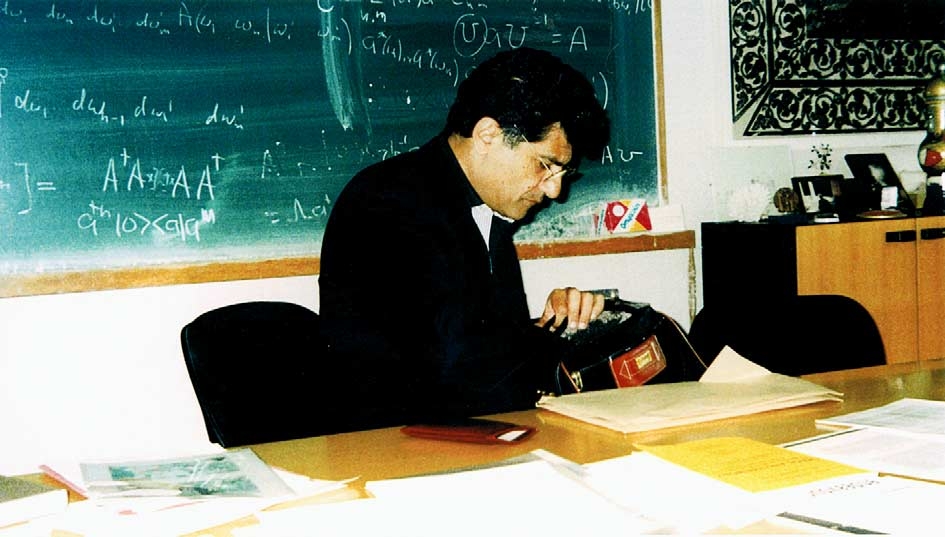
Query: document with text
786 425 945 483
816 397 945 436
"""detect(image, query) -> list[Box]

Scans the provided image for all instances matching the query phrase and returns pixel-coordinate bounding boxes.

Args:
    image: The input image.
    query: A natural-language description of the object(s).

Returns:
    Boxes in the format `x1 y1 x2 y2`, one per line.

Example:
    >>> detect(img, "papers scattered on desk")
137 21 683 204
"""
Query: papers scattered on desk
586 436 945 535
784 398 945 483
786 427 945 484
816 397 945 436
583 437 876 533
537 347 841 433
235 450 670 536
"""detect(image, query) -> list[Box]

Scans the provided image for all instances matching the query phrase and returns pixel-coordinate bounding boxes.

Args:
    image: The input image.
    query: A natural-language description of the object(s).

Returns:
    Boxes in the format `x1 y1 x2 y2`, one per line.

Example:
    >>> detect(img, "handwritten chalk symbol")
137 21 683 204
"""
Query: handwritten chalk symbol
15 162 32 215
47 3 74 25
234 7 291 44
179 3 216 35
0 66 6 118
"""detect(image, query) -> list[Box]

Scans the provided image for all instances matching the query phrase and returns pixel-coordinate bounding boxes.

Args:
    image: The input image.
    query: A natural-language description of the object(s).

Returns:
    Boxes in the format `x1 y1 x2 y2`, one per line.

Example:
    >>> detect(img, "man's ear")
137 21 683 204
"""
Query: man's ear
471 117 503 155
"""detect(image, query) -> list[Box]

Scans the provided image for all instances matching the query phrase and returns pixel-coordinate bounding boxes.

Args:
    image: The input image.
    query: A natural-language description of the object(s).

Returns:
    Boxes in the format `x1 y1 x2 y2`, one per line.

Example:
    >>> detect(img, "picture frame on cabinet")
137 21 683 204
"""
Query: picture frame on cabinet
791 174 843 214
845 153 915 216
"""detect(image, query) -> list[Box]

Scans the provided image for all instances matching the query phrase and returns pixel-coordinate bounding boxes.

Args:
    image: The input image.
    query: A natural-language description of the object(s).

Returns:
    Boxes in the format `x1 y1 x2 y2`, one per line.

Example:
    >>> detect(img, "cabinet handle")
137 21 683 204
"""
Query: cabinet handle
921 227 945 240
885 230 917 243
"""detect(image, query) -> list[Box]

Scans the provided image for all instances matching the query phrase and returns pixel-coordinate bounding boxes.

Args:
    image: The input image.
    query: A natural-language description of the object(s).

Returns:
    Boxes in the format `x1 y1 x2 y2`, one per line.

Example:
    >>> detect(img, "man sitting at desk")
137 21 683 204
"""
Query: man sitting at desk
318 48 610 429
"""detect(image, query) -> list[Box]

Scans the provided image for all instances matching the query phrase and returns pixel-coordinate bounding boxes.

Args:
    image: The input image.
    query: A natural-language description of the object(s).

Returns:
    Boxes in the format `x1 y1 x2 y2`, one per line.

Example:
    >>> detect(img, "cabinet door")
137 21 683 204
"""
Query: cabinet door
917 216 945 360
795 221 918 364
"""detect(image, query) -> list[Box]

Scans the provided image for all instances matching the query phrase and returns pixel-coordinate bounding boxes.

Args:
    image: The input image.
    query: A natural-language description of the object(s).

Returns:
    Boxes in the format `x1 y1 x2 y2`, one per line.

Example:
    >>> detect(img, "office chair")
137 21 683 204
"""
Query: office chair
687 294 886 376
180 301 333 447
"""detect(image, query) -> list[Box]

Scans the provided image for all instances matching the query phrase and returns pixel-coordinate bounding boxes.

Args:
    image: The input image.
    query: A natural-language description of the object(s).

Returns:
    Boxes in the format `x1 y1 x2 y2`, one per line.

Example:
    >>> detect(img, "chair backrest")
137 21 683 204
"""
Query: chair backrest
687 294 886 376
180 301 330 447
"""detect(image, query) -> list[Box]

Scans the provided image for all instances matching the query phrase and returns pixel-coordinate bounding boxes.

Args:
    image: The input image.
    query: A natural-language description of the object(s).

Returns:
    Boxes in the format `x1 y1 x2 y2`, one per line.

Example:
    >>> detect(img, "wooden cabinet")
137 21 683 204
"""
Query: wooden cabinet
916 216 945 360
702 218 945 364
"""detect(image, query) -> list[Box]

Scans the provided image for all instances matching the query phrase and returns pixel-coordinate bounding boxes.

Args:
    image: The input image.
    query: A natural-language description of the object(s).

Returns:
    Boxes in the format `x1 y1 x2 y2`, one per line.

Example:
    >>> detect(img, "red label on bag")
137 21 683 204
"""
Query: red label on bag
609 335 667 387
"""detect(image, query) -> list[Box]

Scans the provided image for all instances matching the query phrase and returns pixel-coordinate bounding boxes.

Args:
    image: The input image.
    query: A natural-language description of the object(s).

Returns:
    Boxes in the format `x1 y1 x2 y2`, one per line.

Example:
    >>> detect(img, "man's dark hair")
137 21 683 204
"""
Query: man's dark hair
444 47 610 166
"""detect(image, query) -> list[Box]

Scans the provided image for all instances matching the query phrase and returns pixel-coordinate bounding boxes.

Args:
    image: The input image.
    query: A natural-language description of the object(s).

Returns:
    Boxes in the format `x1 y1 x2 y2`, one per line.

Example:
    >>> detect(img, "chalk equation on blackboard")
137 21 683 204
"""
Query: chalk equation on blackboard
0 162 56 216
77 201 214 243
0 0 661 276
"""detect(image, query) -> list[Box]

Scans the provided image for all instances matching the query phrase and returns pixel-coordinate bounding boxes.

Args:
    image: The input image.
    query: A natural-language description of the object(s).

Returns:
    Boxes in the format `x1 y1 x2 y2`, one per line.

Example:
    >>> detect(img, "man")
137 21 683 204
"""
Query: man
318 47 610 429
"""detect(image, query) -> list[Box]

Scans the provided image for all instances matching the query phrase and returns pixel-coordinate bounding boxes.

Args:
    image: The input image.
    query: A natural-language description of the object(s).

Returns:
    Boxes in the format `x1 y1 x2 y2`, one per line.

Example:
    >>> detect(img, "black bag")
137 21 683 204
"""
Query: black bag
555 299 707 394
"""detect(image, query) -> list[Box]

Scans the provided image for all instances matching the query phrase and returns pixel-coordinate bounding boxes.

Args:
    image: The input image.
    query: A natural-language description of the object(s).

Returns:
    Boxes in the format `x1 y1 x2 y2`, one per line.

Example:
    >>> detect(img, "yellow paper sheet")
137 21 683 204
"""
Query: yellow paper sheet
637 437 865 493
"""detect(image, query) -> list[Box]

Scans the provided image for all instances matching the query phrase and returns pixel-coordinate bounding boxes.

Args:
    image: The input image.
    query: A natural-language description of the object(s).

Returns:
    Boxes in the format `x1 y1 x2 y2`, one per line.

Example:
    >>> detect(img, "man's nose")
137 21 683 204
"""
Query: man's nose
539 174 563 199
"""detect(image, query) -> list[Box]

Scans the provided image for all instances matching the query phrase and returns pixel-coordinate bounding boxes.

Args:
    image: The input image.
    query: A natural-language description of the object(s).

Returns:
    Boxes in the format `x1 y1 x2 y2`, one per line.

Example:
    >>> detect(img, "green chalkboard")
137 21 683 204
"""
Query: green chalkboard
0 0 662 275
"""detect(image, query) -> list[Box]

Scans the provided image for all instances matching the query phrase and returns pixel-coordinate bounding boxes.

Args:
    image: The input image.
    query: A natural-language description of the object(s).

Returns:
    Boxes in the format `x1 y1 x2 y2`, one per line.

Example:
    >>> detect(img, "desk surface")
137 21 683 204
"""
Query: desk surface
249 359 945 483
31 359 943 537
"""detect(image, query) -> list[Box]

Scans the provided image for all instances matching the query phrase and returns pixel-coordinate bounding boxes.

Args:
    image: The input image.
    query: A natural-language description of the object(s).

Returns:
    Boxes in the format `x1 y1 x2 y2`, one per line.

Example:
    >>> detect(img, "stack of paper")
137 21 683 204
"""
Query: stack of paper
786 398 945 483
537 347 841 433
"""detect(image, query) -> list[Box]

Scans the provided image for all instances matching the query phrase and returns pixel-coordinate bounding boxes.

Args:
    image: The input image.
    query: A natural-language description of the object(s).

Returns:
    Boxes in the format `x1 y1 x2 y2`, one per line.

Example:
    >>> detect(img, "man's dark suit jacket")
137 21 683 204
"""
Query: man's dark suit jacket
318 135 563 430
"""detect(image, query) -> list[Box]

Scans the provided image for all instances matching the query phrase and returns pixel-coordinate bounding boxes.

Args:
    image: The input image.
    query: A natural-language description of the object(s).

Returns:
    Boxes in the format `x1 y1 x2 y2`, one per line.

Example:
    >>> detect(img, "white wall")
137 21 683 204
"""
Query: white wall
0 1 921 475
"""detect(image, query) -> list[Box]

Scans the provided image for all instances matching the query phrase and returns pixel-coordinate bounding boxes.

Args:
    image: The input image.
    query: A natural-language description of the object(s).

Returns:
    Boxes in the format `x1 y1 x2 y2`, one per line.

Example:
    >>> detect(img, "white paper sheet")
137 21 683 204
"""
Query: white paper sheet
816 397 945 436
237 454 668 536
786 426 945 483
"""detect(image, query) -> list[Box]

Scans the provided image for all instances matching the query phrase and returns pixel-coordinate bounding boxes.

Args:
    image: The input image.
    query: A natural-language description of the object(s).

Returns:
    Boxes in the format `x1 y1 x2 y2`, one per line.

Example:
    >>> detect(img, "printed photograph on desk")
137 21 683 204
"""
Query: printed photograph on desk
79 449 291 499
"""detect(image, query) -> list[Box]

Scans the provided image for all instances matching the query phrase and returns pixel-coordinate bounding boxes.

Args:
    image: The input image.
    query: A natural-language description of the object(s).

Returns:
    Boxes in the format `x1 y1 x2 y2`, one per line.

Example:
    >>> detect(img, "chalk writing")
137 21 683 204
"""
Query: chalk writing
178 2 216 35
0 67 6 118
134 96 173 122
361 29 461 85
205 103 244 130
47 3 74 25
72 88 125 125
452 13 528 58
86 4 117 32
102 150 216 201
0 0 660 276
14 162 30 215
264 194 332 225
0 0 25 23
136 10 170 35
291 195 331 222
234 7 292 43
602 145 645 164
77 200 215 242
14 87 48 120
0 161 57 217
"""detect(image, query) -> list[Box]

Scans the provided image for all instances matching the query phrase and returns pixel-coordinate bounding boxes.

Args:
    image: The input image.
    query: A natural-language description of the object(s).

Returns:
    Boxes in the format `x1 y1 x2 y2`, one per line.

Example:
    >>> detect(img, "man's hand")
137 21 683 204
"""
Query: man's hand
536 287 606 332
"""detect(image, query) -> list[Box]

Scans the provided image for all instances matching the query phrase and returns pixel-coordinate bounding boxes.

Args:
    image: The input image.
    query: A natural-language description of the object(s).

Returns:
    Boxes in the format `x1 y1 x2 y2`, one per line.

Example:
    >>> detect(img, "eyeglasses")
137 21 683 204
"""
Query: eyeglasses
518 132 581 184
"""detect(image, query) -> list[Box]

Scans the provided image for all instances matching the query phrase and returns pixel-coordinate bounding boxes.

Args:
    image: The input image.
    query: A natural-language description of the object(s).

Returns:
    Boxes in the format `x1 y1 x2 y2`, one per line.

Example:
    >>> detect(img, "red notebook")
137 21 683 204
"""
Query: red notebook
401 418 536 444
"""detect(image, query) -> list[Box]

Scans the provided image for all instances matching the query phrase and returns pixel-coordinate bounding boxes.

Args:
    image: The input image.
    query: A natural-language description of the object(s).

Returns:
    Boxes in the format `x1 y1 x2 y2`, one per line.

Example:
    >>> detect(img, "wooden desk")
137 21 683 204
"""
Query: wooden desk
34 360 945 537
250 359 945 482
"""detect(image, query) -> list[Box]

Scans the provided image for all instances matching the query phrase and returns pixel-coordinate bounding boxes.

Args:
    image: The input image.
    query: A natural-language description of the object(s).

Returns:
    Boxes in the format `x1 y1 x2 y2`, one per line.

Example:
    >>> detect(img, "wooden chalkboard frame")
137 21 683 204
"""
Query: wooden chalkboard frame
0 231 693 299
0 0 670 298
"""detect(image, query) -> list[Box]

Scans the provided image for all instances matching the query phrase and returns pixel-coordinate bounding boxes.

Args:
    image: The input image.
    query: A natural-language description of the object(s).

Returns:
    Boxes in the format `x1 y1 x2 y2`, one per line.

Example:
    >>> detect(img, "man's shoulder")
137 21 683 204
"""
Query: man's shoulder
343 136 456 202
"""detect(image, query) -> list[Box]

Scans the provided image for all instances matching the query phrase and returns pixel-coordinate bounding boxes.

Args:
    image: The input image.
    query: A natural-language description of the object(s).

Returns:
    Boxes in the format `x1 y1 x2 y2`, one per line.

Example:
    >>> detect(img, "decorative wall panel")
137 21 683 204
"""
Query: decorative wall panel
730 0 945 135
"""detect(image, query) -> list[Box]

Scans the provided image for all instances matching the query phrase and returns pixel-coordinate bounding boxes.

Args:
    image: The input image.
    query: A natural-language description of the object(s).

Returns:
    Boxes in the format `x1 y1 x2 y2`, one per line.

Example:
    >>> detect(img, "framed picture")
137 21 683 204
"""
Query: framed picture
791 174 843 214
844 153 915 215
